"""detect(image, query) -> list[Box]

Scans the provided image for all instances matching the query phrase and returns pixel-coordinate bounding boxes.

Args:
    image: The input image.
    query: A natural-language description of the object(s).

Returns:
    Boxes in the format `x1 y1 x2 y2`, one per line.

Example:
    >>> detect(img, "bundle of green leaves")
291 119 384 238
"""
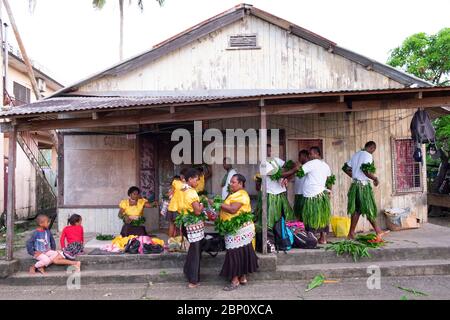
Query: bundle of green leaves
326 174 336 189
283 160 295 171
130 216 146 226
96 234 115 241
361 162 376 174
214 212 254 236
355 233 385 248
270 167 283 181
296 167 305 178
174 211 206 227
213 195 223 212
326 240 371 262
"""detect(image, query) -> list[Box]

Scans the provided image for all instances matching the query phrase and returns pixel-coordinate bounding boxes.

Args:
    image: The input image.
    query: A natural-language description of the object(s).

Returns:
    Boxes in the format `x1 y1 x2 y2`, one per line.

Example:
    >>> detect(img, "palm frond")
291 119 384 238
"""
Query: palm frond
92 0 107 9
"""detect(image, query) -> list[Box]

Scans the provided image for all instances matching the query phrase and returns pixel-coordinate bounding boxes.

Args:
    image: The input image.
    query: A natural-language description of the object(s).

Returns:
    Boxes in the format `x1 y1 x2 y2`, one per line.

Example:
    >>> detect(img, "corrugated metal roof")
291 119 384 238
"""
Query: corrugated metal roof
1 87 449 118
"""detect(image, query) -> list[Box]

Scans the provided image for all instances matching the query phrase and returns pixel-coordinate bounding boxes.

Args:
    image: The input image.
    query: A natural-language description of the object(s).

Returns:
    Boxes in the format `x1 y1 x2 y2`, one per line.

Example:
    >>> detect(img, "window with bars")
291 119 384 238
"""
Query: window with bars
392 138 423 193
13 82 31 105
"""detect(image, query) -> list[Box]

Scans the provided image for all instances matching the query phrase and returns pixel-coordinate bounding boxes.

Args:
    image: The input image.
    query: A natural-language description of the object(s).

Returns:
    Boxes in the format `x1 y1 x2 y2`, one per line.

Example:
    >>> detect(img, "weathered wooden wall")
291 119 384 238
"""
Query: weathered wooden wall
79 15 403 92
209 108 427 231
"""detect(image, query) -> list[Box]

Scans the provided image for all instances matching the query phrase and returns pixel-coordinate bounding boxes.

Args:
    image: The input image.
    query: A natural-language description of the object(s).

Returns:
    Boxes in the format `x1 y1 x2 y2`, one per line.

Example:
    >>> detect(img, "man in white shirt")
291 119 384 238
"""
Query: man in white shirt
221 157 237 199
260 144 298 229
299 146 333 244
293 150 310 221
343 141 387 241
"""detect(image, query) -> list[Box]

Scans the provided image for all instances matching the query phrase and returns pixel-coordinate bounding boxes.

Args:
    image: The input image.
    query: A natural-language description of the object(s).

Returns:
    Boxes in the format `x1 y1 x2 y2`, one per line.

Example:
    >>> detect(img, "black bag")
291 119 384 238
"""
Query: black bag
124 238 140 254
201 233 225 257
410 109 436 144
143 243 164 254
255 230 275 254
292 229 318 249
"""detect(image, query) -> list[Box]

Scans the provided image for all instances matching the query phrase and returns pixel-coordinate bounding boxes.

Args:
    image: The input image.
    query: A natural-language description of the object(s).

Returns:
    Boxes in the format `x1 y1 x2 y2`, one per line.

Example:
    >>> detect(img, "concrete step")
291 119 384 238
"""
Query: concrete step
16 245 450 272
275 246 450 265
16 252 276 272
3 259 449 286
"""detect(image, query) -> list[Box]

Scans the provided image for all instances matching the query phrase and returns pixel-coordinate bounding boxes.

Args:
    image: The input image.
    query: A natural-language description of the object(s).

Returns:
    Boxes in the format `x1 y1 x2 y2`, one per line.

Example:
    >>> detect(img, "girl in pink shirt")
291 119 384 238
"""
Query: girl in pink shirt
60 214 84 260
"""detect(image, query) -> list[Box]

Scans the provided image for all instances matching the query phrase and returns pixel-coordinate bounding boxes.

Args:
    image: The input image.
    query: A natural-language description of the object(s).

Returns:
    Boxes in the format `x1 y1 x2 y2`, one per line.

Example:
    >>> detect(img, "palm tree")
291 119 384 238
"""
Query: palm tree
93 0 165 61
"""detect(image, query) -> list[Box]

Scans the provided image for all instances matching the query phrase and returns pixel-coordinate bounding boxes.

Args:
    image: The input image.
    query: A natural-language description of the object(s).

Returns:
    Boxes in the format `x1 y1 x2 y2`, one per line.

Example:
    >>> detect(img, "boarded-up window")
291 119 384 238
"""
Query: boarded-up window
13 82 31 105
392 138 423 193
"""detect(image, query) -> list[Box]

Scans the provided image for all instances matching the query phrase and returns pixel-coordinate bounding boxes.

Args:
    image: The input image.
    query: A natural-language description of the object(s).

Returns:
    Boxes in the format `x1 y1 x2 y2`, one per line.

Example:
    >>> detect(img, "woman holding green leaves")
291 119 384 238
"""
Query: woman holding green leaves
217 174 258 291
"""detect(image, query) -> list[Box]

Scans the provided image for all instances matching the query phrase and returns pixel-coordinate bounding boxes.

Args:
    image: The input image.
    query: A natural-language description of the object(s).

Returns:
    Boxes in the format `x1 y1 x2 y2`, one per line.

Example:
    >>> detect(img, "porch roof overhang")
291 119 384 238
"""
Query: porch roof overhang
1 86 449 132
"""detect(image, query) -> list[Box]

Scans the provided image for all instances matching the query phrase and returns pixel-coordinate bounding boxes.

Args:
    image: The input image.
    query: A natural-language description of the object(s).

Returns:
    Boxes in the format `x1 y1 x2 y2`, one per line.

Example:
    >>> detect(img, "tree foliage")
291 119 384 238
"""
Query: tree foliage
387 28 450 85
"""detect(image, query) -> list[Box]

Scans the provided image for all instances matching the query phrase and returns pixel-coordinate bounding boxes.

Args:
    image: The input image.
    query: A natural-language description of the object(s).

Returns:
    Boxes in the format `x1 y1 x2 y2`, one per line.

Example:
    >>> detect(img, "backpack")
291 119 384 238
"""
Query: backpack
124 238 140 254
273 213 294 253
292 229 318 249
410 109 435 144
201 233 225 257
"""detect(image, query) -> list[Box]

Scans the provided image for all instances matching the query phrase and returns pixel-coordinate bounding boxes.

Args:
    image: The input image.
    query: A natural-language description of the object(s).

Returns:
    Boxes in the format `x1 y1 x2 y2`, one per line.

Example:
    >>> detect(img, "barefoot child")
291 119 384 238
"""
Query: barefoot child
60 214 84 260
26 214 81 274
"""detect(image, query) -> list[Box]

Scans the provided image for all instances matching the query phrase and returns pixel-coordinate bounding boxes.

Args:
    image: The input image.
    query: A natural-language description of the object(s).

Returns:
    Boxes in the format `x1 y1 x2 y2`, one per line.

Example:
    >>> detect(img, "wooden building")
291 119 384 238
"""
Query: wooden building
1 4 450 258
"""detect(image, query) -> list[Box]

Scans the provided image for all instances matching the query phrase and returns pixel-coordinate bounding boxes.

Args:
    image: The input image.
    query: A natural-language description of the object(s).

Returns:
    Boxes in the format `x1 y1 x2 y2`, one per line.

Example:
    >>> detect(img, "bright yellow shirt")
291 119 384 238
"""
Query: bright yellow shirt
220 189 252 222
119 198 148 217
168 179 185 212
195 175 205 193
180 187 200 214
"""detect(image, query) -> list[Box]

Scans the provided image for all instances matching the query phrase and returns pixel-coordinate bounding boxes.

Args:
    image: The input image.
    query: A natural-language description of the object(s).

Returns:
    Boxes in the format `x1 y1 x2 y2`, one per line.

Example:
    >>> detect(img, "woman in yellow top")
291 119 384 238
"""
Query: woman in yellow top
166 168 188 238
118 186 152 237
218 174 258 291
194 165 211 195
178 168 204 288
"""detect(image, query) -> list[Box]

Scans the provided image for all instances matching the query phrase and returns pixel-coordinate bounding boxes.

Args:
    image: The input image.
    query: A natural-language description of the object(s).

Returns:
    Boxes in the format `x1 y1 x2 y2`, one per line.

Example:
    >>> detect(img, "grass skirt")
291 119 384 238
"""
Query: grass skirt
293 194 305 222
302 193 331 231
267 192 294 229
347 181 378 222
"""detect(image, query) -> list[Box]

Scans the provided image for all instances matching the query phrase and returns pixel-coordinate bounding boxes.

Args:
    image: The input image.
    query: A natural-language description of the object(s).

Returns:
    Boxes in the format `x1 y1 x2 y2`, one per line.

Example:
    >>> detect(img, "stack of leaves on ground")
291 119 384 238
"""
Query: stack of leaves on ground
326 233 385 261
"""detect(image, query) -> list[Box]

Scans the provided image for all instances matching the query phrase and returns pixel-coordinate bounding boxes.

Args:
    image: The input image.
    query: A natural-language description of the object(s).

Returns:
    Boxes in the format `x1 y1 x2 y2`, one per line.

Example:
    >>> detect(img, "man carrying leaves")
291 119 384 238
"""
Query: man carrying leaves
343 141 388 241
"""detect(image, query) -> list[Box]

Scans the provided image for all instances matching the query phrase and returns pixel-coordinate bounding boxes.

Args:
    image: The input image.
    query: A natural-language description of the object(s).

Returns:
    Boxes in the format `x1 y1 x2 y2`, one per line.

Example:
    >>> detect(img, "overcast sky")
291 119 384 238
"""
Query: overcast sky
3 0 449 86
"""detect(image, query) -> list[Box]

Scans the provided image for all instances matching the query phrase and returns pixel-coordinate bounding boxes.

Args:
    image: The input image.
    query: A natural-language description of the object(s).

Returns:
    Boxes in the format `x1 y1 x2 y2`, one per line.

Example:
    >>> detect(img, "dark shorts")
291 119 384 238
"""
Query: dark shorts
166 211 178 223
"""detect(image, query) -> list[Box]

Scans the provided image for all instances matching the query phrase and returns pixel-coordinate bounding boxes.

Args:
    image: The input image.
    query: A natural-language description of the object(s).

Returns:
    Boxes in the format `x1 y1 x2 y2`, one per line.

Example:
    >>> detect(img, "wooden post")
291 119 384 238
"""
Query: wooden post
260 99 268 254
2 0 41 100
6 125 16 260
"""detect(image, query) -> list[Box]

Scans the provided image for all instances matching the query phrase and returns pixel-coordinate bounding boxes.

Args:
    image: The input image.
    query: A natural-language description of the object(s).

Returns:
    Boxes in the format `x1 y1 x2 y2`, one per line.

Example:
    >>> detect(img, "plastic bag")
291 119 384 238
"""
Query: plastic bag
330 216 350 238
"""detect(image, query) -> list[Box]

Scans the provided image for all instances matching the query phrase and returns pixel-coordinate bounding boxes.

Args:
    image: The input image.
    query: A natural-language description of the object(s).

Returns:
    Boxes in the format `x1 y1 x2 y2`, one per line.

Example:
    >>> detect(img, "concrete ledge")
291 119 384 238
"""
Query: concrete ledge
0 260 19 279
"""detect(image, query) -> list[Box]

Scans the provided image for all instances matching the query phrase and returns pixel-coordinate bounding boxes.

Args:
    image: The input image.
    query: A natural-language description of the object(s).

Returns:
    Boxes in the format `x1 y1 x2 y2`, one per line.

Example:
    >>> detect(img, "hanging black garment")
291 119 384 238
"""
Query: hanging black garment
410 109 436 144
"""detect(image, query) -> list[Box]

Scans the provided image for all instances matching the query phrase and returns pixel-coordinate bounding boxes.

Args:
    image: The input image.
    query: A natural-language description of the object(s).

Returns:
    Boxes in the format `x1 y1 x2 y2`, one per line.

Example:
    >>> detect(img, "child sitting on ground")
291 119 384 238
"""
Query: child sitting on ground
26 214 81 274
60 214 84 260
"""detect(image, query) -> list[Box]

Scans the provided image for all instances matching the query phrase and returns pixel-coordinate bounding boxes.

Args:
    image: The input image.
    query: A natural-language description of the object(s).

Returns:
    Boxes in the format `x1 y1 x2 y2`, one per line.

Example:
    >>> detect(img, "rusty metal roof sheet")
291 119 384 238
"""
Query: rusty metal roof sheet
1 87 449 118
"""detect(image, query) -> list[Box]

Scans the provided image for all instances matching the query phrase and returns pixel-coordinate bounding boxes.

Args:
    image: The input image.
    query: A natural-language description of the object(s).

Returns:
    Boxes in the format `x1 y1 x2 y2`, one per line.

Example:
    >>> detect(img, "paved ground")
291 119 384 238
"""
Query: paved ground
0 275 448 300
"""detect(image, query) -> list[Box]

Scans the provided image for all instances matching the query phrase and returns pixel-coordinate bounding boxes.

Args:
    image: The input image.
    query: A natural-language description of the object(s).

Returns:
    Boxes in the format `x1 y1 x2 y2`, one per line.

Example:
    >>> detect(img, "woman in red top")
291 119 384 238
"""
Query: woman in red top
60 214 84 260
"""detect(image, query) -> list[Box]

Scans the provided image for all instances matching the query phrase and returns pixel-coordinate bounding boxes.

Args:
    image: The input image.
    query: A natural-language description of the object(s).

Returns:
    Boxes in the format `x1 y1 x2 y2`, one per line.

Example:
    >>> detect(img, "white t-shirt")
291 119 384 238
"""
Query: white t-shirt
262 157 286 195
294 176 306 195
221 168 237 199
302 159 331 198
347 150 373 182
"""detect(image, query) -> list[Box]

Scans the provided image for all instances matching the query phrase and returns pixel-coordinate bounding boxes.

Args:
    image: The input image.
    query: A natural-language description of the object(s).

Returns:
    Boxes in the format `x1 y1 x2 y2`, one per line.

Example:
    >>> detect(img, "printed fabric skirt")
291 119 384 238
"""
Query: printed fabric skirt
302 192 331 234
266 192 294 229
220 222 259 280
293 194 305 222
347 180 378 222
182 222 205 285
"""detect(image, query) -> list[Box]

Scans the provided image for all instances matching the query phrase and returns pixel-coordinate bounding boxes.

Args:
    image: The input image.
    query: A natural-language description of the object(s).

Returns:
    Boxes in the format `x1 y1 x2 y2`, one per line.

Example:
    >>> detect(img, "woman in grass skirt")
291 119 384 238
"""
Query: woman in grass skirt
297 147 332 244
218 174 258 291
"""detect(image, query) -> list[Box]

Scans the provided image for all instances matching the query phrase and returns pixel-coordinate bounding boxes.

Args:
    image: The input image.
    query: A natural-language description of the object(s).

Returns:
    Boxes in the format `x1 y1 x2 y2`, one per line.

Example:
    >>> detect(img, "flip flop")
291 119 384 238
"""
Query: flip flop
223 283 240 291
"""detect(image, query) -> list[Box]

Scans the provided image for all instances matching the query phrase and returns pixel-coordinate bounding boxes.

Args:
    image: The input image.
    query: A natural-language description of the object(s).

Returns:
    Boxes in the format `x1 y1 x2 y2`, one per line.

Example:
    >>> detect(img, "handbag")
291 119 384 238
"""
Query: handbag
124 238 140 254
201 233 225 257
143 243 164 254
